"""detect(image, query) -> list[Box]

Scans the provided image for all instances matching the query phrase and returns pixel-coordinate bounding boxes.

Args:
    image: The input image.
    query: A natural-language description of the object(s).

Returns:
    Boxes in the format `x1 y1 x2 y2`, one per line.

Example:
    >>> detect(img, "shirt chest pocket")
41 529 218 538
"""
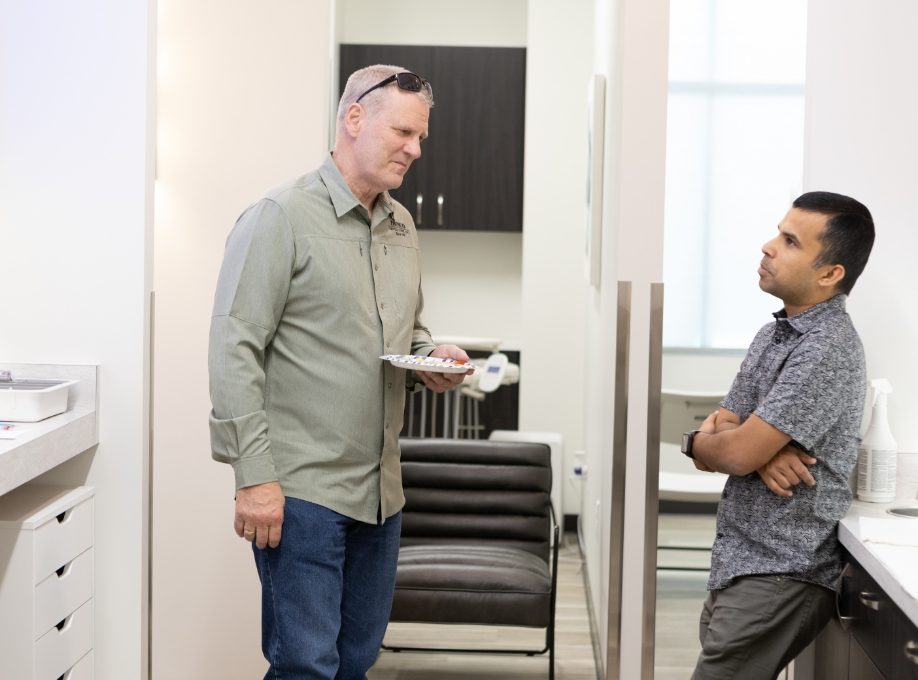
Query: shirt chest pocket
370 241 421 324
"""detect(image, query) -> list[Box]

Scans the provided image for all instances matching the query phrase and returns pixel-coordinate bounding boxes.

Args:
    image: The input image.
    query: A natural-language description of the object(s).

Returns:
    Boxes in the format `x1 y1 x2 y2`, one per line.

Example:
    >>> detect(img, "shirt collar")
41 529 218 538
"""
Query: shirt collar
772 294 848 334
318 153 395 222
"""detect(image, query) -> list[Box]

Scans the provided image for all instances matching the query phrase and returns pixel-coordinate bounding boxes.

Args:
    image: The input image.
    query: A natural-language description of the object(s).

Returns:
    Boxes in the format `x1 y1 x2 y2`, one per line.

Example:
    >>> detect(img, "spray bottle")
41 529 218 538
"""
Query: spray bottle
857 379 897 503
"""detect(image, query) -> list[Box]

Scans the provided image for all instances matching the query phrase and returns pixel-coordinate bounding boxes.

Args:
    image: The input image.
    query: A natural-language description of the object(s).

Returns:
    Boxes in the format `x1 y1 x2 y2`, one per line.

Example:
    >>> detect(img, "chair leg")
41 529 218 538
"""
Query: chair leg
546 601 556 680
549 636 555 680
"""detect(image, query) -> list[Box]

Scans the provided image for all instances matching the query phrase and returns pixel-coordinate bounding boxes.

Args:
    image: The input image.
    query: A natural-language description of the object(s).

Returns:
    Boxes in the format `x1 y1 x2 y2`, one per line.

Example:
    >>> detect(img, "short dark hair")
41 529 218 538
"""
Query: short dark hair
793 191 875 295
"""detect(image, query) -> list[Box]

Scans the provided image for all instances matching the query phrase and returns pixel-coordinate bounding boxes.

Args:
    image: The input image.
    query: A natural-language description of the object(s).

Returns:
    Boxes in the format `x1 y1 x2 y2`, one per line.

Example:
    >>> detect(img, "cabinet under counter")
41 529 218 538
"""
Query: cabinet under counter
802 502 918 680
0 484 96 680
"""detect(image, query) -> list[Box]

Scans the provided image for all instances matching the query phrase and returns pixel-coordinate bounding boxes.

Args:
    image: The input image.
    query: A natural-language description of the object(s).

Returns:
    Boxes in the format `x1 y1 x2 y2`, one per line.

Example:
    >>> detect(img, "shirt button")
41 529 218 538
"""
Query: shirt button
374 263 379 271
380 302 386 310
387 382 393 389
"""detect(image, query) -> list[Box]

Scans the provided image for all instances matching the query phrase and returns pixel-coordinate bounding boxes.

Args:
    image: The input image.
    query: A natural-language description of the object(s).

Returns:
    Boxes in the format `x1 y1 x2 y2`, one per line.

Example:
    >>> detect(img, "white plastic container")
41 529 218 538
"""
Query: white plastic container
0 379 78 422
857 379 897 503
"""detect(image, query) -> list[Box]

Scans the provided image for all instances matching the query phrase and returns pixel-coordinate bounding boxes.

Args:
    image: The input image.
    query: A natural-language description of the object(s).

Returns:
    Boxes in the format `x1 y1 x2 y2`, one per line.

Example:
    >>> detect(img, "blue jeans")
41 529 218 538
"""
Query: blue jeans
252 498 402 680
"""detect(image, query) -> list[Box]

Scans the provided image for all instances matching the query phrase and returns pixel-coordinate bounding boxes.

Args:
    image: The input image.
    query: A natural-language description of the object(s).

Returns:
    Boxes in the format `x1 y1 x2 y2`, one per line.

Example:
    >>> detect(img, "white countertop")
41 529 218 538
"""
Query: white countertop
839 499 918 628
0 364 98 496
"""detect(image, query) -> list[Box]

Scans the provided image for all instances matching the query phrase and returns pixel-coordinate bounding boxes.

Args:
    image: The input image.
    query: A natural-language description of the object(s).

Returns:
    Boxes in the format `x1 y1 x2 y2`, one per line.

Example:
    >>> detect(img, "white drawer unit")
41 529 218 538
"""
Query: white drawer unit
0 485 95 680
59 651 93 680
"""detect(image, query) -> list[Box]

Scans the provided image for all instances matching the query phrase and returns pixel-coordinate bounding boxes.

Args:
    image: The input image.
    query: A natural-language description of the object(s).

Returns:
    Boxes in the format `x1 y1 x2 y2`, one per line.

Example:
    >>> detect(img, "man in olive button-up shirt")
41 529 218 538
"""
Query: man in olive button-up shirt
208 65 470 679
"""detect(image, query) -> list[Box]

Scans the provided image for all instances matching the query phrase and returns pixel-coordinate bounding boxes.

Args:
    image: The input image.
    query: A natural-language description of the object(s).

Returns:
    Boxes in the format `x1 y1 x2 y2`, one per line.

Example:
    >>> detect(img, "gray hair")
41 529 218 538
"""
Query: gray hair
336 64 434 124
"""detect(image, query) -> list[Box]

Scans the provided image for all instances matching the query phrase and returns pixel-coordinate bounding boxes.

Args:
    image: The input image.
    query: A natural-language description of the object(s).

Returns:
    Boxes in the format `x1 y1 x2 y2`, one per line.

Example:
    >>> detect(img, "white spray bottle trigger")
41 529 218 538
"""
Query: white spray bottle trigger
869 378 892 407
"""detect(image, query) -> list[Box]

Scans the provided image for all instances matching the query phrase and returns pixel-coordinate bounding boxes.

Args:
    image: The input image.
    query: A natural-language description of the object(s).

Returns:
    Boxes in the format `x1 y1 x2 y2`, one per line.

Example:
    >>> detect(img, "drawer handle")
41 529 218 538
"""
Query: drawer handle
906 640 918 665
837 563 855 631
56 561 73 578
858 591 880 611
55 613 73 632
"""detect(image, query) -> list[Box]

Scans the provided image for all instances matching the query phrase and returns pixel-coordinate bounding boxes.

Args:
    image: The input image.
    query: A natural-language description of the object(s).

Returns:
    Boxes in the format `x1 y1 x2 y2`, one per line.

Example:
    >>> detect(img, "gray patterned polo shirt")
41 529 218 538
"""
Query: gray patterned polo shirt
709 294 866 591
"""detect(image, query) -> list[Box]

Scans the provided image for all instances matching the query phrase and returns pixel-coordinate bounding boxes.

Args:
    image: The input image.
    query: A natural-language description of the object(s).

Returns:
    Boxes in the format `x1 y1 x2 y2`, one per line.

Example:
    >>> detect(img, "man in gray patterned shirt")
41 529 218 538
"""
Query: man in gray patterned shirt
682 192 875 679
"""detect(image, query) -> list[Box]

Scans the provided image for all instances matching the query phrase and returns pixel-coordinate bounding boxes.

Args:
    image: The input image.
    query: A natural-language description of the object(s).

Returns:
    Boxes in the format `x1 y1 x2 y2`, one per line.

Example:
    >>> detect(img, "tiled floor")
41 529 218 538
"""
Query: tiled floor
655 570 709 680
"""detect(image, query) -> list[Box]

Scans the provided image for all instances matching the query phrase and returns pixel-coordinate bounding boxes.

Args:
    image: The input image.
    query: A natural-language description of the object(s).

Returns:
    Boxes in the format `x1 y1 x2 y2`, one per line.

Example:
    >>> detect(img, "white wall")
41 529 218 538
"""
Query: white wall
804 0 918 455
336 0 527 46
0 2 155 678
152 1 333 677
581 0 671 676
418 231 523 345
519 1 593 513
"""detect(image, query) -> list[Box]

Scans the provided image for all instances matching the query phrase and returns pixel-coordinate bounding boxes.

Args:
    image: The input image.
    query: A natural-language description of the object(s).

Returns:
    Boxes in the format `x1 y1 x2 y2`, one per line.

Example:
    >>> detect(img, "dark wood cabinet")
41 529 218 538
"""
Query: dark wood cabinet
810 553 918 680
835 554 918 680
812 615 851 680
339 44 526 231
850 637 887 680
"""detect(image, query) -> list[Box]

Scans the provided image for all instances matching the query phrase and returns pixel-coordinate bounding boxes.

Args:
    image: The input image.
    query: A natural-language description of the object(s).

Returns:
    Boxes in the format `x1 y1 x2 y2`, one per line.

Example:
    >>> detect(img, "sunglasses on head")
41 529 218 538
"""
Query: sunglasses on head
354 71 432 104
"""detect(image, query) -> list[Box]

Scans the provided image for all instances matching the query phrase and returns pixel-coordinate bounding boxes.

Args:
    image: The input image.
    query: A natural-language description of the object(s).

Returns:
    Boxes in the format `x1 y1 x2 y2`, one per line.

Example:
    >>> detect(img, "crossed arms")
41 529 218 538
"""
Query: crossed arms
692 408 817 498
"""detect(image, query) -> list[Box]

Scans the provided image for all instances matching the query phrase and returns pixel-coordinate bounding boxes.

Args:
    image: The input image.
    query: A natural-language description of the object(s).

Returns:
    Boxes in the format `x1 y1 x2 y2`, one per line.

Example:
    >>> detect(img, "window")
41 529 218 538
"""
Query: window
663 0 808 348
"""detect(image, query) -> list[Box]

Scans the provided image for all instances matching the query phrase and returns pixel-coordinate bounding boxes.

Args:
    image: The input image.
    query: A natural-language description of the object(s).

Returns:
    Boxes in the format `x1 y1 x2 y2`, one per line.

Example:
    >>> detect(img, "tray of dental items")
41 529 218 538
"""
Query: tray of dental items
380 354 473 374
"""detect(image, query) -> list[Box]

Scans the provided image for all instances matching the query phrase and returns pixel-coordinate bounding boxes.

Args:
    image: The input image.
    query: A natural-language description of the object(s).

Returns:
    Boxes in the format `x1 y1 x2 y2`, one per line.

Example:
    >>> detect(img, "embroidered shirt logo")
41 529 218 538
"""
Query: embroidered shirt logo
388 215 409 237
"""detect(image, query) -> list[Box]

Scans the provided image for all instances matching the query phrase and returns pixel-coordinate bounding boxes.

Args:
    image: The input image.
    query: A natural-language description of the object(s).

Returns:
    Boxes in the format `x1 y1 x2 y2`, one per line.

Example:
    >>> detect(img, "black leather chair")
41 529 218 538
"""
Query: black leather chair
385 438 559 678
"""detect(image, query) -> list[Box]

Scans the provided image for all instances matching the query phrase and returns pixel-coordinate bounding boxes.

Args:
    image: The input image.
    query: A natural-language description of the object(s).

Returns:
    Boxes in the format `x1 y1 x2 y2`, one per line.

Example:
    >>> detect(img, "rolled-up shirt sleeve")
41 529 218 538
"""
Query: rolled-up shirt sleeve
208 199 294 490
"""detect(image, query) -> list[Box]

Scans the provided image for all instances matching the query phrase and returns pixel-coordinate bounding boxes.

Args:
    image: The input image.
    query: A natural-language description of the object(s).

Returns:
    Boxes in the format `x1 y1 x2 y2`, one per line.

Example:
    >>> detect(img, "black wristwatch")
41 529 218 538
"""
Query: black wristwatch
681 430 701 459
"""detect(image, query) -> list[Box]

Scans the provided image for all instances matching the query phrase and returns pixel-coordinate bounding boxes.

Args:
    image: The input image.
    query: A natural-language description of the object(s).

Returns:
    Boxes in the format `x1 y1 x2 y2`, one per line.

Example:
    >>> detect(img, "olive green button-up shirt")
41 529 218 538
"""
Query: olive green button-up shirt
208 154 435 523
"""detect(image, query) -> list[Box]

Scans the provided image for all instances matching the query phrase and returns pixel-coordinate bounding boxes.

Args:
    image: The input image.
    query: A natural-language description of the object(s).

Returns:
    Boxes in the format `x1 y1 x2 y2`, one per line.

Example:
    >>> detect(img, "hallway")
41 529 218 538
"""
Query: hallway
370 518 713 679
370 538 598 679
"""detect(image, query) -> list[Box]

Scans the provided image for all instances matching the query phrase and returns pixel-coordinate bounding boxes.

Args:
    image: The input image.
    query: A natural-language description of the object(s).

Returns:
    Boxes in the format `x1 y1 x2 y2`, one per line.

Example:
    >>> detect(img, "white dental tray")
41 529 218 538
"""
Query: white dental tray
380 354 473 374
0 378 78 422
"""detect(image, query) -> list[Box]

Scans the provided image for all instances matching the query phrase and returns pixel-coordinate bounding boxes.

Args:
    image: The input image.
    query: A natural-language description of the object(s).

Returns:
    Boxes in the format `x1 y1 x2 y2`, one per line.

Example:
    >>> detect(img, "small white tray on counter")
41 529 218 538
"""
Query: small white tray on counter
0 376 78 423
380 354 474 374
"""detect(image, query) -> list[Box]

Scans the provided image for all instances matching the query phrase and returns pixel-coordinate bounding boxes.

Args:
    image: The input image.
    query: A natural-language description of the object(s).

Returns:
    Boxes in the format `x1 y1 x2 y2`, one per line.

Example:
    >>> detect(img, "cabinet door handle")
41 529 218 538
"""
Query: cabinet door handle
837 563 855 631
437 193 444 226
905 641 918 665
858 591 881 611
415 193 423 225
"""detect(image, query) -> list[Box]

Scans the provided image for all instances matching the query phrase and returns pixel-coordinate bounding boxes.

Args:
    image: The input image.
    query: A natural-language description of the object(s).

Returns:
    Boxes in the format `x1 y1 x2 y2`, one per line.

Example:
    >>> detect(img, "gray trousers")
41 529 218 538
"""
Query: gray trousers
691 575 835 680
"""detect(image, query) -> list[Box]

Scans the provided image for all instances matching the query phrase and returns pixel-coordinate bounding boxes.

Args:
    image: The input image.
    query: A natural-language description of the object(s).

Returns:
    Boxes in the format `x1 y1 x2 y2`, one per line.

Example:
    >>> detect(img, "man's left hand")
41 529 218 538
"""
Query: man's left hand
416 344 473 393
757 445 817 498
